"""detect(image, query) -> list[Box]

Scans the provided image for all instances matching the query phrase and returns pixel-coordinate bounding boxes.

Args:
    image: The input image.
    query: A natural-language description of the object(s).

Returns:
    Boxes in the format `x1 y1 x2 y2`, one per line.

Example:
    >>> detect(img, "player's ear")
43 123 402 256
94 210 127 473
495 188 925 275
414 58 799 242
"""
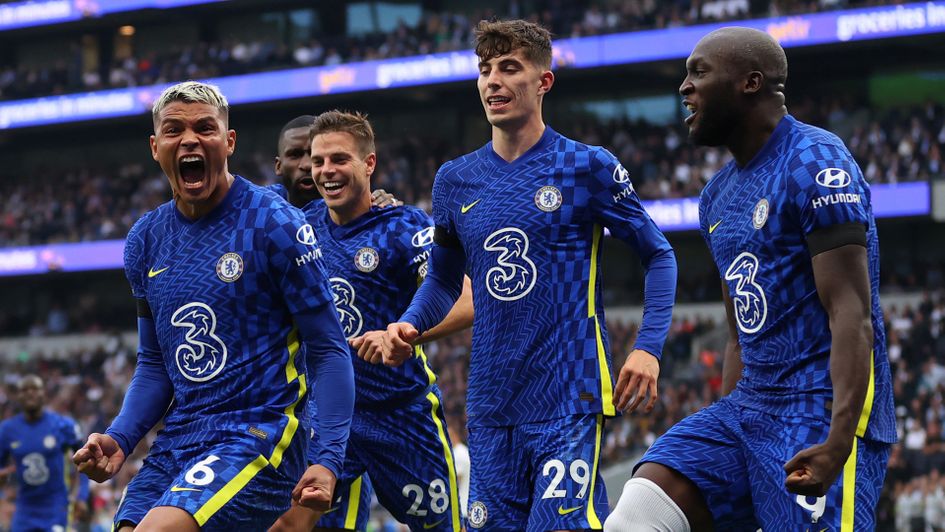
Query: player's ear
149 134 158 161
274 156 282 176
226 129 236 156
364 152 377 178
744 70 763 95
538 70 554 95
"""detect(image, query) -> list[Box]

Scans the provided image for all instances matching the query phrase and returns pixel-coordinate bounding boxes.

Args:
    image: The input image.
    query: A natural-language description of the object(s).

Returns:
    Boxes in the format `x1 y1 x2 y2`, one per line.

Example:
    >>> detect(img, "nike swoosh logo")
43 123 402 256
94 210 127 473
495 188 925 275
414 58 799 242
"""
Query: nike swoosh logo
461 199 481 214
423 518 446 529
708 220 722 234
148 266 170 278
557 505 584 515
170 486 201 492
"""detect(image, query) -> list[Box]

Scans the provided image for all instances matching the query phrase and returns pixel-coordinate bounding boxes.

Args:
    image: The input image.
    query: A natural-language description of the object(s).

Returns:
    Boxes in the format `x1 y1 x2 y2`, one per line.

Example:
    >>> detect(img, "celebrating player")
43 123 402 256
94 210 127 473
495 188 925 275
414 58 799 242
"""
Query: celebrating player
273 114 400 210
72 81 355 531
272 110 473 532
0 375 89 532
604 27 896 531
379 20 677 531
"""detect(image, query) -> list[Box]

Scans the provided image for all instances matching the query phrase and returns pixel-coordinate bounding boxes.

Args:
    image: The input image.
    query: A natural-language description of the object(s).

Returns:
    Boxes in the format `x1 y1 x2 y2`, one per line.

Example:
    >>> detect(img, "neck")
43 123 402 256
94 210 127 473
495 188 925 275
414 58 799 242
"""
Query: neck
728 105 787 167
24 409 41 422
329 195 372 226
176 172 234 220
492 115 546 162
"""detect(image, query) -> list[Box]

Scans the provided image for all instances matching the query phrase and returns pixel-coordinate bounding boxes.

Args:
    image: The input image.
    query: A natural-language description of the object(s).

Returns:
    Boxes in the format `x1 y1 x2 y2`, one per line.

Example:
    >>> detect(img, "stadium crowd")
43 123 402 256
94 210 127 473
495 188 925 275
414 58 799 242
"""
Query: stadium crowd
0 0 898 102
2 98 942 248
2 292 944 530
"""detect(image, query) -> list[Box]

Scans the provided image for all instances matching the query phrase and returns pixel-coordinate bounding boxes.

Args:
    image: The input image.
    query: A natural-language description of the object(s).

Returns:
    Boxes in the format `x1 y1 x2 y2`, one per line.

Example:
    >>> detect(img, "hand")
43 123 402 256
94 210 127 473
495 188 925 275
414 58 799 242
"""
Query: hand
350 330 390 364
612 349 660 413
783 440 852 497
72 433 126 483
0 463 15 483
371 189 403 208
292 464 336 512
383 322 418 367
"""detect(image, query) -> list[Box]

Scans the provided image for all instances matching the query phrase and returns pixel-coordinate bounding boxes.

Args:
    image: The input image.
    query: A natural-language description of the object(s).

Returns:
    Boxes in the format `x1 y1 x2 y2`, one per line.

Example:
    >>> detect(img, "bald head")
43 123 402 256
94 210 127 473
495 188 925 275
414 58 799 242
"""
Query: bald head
696 27 787 93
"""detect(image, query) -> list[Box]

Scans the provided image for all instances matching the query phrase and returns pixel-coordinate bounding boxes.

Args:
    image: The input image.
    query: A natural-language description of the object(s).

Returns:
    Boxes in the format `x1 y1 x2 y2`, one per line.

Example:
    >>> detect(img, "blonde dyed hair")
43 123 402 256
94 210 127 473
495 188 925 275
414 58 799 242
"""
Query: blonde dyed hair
152 81 229 128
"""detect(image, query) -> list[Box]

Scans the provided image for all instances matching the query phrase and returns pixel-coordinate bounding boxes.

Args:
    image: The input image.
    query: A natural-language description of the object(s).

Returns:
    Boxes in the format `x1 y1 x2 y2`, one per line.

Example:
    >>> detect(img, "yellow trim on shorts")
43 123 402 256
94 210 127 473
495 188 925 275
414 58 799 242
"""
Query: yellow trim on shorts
343 475 364 530
193 454 270 526
585 414 604 529
425 391 462 531
588 224 615 416
840 349 875 531
840 438 858 532
192 327 305 525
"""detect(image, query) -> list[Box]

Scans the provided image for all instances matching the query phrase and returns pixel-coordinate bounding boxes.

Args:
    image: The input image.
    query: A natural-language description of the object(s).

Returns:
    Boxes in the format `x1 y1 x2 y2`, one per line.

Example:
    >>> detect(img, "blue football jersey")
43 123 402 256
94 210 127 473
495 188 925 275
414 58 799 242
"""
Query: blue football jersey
699 114 896 443
304 201 436 407
124 176 334 457
0 411 82 506
432 127 672 427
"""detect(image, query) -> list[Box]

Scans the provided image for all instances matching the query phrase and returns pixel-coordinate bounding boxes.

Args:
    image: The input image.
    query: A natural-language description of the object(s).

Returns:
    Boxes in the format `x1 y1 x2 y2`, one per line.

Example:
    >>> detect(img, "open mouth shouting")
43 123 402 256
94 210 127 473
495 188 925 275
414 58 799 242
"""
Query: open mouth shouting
178 154 207 192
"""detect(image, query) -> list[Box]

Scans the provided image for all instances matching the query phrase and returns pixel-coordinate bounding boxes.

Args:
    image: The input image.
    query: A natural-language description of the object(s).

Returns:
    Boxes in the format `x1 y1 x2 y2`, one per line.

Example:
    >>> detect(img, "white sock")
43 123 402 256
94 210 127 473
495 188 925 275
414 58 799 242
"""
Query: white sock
603 477 691 532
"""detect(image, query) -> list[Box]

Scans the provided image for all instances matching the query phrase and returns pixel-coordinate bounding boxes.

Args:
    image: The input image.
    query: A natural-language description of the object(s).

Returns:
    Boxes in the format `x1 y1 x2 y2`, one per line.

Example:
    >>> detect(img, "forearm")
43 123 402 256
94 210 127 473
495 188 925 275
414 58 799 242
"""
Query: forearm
632 247 677 359
416 276 473 344
401 245 466 334
720 340 743 396
826 314 873 445
297 304 354 479
105 317 173 456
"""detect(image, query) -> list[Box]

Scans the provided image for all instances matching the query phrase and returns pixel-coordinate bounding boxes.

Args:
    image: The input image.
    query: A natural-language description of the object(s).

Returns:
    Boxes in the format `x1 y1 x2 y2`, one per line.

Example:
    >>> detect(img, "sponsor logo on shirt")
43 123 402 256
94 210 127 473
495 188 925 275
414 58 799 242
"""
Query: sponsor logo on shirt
815 167 852 189
412 227 435 247
296 224 318 245
811 193 861 209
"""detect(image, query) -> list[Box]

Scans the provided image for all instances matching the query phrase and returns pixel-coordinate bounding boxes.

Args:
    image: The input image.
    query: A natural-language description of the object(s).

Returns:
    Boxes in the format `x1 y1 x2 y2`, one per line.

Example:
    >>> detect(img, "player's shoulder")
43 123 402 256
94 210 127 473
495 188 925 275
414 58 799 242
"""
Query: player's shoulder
784 115 852 163
266 182 288 200
701 160 737 201
241 177 307 225
555 131 622 178
436 143 491 180
391 204 433 227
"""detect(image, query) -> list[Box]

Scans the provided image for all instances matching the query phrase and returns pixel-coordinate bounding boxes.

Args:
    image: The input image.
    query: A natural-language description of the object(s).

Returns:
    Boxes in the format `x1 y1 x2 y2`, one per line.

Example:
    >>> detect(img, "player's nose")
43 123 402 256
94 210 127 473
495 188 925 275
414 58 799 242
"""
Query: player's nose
679 77 693 96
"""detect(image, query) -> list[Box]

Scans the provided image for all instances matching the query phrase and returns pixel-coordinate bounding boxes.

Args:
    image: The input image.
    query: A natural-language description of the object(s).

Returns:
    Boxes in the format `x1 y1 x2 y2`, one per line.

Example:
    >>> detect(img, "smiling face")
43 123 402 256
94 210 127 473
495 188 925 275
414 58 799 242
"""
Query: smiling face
679 38 744 147
311 131 375 224
150 101 235 217
477 48 552 131
275 126 318 208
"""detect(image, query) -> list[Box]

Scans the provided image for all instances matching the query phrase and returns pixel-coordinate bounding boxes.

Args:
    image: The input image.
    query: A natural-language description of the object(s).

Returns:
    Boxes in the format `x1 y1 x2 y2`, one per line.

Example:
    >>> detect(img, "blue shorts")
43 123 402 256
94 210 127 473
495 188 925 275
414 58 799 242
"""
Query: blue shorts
314 389 462 531
639 397 890 531
467 414 609 531
12 500 67 531
313 474 373 531
115 435 305 531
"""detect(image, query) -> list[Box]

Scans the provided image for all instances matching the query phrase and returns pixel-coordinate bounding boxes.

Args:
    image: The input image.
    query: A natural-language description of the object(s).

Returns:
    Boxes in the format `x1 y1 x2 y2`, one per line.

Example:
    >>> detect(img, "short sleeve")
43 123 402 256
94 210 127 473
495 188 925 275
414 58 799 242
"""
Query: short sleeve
60 416 83 450
787 142 871 236
124 215 150 299
265 205 334 315
395 208 436 282
587 148 672 264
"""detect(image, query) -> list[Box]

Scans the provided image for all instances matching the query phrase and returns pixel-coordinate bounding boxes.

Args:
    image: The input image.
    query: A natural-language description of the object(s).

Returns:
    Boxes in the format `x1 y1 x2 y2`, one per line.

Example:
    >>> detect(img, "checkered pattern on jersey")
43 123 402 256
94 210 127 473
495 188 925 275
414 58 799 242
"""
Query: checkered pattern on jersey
699 115 895 443
124 176 332 456
431 128 671 428
304 202 436 407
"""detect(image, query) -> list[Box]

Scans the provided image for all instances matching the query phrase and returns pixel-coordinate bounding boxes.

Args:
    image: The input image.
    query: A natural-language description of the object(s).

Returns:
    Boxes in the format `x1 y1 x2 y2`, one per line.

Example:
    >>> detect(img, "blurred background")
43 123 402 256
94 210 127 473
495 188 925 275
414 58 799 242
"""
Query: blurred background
1 0 944 530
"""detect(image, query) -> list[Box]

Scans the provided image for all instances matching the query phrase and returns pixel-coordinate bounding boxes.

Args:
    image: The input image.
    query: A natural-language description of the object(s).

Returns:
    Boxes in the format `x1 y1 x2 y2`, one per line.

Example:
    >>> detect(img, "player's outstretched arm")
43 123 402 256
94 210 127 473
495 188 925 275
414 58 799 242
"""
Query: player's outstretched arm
385 243 467 366
415 275 474 344
73 433 126 483
93 309 172 478
297 302 354 482
784 238 872 497
720 281 744 396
